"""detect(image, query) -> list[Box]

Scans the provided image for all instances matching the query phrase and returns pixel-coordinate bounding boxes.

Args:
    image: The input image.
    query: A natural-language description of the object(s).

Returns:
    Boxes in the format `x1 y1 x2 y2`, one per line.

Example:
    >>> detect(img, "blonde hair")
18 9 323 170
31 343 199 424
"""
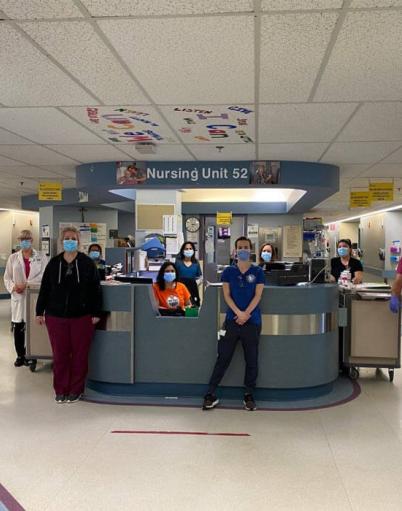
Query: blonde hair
60 225 80 240
18 229 33 240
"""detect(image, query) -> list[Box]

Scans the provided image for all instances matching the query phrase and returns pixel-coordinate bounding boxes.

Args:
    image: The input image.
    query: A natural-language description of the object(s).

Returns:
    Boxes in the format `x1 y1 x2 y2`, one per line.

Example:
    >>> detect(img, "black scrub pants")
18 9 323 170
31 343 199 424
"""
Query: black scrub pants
208 320 261 395
11 321 26 358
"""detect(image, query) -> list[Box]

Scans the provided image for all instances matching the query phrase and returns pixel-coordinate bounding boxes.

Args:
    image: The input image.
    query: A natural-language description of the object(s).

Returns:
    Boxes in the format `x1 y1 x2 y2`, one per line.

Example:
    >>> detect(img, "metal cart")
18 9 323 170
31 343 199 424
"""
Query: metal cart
339 286 401 382
25 285 52 372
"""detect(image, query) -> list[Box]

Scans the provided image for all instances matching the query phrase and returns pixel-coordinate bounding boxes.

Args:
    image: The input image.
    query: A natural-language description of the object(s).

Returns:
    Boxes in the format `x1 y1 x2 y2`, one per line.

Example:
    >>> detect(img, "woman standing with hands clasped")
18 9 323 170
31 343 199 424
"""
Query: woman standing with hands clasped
36 226 102 404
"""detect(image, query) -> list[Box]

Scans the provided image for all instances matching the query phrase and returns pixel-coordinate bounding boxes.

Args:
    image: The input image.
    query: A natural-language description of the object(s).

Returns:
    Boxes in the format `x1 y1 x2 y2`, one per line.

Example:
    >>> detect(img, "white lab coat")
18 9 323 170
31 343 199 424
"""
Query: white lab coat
3 249 48 323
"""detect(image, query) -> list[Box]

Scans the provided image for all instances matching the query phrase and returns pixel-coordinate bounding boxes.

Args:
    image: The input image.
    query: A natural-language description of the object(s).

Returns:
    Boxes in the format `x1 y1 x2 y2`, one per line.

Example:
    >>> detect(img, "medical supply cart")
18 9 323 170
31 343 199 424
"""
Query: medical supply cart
339 285 401 382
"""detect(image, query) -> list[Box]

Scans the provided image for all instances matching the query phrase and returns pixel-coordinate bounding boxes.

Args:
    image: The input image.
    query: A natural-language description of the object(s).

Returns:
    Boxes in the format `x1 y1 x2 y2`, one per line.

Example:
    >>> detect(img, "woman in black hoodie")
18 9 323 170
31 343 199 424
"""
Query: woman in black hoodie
36 226 102 404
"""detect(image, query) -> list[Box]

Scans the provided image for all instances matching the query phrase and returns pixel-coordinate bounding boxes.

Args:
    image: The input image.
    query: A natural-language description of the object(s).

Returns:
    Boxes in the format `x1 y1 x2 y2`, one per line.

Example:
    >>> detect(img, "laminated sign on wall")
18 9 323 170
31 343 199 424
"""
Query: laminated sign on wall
38 182 62 201
216 212 232 225
350 191 371 208
369 182 394 202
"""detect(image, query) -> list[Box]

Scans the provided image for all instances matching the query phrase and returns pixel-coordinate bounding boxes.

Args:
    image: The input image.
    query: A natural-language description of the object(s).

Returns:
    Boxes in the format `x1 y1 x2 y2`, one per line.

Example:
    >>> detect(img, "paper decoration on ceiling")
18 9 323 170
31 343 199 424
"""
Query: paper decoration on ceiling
162 105 255 144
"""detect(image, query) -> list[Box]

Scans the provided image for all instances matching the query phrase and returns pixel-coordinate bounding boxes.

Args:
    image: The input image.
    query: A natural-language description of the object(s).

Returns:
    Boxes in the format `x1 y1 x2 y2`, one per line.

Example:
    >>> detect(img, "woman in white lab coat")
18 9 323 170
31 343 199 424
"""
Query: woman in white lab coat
3 230 48 366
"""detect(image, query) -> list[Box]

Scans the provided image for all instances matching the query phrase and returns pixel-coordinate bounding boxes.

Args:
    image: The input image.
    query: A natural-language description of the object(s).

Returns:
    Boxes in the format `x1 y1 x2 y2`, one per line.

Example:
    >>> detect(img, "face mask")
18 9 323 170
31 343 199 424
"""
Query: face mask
89 251 100 260
20 240 32 250
261 251 272 262
237 249 250 262
63 239 78 252
164 271 176 282
338 247 349 257
183 249 194 258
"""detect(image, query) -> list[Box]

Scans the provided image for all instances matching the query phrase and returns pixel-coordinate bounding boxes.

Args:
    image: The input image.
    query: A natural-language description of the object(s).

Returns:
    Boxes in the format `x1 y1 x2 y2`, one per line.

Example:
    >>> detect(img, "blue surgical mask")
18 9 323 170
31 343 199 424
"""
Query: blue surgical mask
164 271 176 282
63 239 78 252
20 240 32 250
89 251 100 260
338 247 349 257
183 249 194 258
237 249 250 262
261 251 272 262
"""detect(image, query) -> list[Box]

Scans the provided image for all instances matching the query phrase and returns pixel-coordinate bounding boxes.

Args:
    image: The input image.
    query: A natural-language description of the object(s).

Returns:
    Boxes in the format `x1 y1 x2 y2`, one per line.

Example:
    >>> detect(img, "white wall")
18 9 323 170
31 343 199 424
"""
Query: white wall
339 221 359 244
359 213 385 270
384 211 402 271
0 210 39 264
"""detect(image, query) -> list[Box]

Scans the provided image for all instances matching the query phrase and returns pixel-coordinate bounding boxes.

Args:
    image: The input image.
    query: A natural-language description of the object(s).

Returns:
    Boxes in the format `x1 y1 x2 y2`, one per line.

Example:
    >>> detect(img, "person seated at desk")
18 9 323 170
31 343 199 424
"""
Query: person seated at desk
258 243 277 268
88 243 106 280
153 262 191 316
175 241 202 307
330 239 363 284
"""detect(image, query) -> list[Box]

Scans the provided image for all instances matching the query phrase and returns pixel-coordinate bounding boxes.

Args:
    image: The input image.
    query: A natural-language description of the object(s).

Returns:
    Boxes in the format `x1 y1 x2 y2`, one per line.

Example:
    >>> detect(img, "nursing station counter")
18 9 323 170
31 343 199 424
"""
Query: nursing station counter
25 281 339 400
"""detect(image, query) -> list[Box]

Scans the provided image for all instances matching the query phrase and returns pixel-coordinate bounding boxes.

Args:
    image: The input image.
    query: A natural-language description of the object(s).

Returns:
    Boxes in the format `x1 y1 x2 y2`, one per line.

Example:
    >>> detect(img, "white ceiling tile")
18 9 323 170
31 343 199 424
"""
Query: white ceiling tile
0 145 79 165
160 105 255 145
260 12 338 102
0 108 103 144
0 0 83 19
0 165 61 179
259 103 357 143
82 0 253 16
46 144 131 162
0 25 96 106
40 165 77 177
187 144 256 161
321 141 401 164
315 11 402 101
259 143 327 161
120 145 193 160
351 0 402 7
0 127 32 144
0 154 23 166
339 164 370 178
360 163 402 178
98 16 254 104
20 21 149 105
61 106 179 144
338 103 402 142
261 0 343 10
382 146 402 163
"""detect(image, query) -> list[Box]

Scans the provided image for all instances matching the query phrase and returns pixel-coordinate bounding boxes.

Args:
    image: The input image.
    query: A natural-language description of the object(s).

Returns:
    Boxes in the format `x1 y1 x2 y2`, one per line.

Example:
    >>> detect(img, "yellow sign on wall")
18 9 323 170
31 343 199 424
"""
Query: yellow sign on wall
38 182 62 201
349 191 371 208
216 211 232 225
369 182 394 202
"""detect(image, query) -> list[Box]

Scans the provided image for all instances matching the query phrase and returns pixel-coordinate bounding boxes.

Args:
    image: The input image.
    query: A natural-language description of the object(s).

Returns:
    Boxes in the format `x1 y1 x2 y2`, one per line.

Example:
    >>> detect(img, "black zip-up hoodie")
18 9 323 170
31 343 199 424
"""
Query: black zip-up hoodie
36 252 102 318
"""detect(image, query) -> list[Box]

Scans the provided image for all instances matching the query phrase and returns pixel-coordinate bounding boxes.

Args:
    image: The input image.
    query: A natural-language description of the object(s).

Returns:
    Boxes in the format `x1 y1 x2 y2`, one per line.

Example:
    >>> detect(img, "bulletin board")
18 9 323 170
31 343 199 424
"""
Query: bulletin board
136 205 175 230
59 222 107 255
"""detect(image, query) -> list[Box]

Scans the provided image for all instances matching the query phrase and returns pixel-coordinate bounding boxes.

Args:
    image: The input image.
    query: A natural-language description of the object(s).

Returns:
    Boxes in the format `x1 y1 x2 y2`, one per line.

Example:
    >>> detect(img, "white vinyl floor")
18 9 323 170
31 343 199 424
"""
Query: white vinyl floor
0 299 402 511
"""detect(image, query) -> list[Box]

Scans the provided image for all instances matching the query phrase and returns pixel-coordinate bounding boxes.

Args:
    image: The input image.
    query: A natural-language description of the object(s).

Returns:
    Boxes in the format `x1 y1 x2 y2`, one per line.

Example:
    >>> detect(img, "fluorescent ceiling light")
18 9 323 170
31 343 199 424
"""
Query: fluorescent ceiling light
325 203 402 224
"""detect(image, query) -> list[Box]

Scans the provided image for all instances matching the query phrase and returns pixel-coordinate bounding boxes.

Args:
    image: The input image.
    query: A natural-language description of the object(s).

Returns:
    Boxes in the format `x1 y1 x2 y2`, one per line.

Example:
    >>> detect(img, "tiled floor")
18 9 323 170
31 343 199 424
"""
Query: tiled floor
0 299 402 511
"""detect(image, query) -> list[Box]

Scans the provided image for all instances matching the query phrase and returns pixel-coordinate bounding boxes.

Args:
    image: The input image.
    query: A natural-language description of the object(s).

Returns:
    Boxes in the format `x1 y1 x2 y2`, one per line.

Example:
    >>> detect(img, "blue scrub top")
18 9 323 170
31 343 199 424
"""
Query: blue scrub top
221 264 265 325
175 259 202 279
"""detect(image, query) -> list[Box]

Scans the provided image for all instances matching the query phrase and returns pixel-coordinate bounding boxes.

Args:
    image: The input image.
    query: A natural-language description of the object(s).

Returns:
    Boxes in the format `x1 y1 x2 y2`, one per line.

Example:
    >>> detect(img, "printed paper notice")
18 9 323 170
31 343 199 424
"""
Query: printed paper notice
283 225 302 258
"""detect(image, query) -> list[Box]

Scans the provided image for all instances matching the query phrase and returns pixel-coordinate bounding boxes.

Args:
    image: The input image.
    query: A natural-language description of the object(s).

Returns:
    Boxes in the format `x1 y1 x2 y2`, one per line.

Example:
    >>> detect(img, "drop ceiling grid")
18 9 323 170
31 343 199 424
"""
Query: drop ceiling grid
0 0 84 20
0 24 97 106
19 20 150 105
259 11 339 102
97 16 255 104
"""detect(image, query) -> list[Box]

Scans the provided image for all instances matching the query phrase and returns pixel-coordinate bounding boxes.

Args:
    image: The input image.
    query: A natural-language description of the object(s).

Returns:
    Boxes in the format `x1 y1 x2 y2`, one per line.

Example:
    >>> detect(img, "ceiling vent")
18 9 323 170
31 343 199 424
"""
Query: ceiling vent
135 142 157 154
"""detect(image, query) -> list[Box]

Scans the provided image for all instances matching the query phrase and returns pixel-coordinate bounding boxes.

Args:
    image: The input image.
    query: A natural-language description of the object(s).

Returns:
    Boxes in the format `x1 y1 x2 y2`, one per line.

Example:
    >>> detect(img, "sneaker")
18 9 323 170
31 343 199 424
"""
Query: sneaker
55 394 66 403
14 357 25 367
66 394 82 403
202 393 219 410
243 394 257 411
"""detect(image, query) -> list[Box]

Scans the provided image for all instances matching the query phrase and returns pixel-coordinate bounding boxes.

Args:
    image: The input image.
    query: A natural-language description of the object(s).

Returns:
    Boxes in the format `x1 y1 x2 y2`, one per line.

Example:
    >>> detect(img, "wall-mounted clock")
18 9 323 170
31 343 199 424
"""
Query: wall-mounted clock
185 217 200 233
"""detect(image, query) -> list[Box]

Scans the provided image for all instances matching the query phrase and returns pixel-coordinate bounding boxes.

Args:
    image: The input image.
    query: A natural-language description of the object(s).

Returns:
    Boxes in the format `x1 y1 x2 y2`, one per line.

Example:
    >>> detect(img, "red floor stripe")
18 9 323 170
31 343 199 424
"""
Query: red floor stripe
111 430 250 437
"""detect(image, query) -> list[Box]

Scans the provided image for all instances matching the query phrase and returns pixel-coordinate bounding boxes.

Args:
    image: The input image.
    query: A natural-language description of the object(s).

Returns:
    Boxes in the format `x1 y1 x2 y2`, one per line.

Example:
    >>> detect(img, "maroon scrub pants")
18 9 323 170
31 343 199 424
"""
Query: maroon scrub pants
46 315 94 395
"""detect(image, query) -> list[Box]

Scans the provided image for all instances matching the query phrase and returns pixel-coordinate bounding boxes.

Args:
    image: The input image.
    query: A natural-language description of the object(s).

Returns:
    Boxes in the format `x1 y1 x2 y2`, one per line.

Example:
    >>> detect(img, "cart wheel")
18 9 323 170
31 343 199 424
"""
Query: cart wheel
349 367 359 380
29 360 37 372
388 369 394 383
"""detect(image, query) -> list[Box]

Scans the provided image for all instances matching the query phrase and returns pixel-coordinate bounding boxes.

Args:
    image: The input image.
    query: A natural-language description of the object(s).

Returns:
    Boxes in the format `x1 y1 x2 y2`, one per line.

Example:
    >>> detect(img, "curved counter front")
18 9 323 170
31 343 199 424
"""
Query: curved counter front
87 283 339 397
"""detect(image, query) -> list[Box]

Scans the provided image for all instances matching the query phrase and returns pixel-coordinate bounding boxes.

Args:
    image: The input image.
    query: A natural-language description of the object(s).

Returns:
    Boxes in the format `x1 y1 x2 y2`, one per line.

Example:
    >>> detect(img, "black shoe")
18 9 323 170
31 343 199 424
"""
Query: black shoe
55 395 66 404
243 394 257 411
202 393 219 410
66 394 82 403
14 357 25 367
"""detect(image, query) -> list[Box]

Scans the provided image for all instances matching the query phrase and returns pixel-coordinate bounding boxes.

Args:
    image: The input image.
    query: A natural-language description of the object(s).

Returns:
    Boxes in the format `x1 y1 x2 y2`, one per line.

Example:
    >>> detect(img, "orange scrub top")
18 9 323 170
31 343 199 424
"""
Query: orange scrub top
153 282 191 310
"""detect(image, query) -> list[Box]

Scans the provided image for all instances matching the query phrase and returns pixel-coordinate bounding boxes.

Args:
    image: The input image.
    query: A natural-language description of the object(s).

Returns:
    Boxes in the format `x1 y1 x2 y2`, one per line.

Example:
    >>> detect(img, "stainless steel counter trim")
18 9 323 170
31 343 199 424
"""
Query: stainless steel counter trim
220 312 337 335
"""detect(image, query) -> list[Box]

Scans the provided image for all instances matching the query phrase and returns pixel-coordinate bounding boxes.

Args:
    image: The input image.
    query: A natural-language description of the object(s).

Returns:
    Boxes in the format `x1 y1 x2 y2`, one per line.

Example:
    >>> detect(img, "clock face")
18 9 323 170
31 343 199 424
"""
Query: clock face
186 217 200 233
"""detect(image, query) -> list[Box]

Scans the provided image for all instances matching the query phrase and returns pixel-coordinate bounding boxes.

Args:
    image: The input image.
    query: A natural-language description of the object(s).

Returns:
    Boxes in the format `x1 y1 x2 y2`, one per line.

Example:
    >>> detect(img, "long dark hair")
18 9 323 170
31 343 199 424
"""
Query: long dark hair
178 241 197 263
156 261 177 291
259 243 276 263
